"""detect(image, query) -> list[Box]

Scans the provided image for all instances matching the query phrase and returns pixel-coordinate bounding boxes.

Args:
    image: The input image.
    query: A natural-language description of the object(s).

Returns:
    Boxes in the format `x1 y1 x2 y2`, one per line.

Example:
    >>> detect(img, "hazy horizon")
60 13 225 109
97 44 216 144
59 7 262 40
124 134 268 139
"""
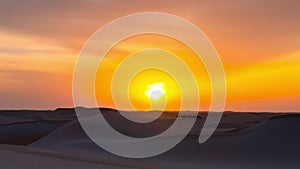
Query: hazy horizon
1 106 299 113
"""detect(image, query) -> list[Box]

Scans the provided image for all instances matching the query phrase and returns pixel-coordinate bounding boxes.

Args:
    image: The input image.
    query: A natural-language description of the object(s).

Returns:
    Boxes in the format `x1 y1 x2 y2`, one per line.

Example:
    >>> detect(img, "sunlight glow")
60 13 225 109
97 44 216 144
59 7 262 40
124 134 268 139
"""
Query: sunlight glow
145 82 166 100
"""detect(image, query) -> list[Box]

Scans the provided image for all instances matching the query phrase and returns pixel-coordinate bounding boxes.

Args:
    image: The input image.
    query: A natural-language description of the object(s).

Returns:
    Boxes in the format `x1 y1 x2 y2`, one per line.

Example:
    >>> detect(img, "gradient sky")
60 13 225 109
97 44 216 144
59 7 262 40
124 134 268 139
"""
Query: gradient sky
0 0 299 111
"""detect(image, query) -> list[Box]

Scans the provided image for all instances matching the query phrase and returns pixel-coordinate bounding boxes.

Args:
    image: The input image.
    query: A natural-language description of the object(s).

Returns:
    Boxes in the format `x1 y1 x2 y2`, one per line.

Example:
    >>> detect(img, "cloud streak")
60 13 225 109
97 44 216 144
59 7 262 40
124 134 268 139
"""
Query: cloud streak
0 0 299 110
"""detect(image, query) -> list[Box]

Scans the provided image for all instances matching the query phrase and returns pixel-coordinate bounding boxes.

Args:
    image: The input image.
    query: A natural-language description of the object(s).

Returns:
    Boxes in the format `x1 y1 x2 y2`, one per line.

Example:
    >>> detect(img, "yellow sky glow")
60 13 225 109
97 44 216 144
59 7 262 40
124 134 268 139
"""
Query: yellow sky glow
0 1 299 111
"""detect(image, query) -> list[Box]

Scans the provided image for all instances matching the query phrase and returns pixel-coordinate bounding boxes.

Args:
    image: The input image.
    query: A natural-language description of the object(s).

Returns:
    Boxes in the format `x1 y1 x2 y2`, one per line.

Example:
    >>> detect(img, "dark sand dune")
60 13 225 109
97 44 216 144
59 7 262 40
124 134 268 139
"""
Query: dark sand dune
0 110 75 145
0 145 141 169
0 109 299 168
163 114 300 169
0 121 66 145
31 112 300 169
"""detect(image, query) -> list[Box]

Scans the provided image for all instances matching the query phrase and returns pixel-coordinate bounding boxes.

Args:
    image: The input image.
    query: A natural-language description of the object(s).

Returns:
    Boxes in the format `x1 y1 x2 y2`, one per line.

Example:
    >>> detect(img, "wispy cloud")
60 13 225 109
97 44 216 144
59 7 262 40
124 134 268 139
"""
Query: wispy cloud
0 0 299 110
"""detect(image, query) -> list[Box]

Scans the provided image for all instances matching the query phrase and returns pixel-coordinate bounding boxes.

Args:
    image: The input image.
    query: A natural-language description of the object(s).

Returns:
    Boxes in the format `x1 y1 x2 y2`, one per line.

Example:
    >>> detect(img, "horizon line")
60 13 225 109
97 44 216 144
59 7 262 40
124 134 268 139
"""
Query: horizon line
0 107 299 114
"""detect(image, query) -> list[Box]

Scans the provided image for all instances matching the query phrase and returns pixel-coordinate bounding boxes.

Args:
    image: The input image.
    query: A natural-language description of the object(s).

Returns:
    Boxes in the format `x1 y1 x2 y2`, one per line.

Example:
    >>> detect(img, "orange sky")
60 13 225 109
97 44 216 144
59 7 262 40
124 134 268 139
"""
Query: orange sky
0 0 299 111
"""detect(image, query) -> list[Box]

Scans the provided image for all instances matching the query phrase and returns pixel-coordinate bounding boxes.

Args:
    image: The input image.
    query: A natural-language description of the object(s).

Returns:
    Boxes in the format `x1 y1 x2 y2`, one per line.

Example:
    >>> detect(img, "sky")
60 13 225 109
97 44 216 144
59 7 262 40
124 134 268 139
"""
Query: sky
0 0 299 111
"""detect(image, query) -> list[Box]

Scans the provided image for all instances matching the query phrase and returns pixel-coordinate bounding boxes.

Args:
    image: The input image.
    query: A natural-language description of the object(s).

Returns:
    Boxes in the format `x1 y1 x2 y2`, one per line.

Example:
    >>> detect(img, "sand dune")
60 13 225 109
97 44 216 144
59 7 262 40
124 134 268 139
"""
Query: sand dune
31 112 300 169
0 115 33 125
0 109 299 169
0 145 144 169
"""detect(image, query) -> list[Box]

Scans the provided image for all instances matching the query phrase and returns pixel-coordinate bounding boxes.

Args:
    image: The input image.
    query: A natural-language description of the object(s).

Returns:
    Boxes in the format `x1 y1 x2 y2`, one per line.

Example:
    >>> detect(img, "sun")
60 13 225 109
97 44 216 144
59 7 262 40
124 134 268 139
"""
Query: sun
145 82 166 100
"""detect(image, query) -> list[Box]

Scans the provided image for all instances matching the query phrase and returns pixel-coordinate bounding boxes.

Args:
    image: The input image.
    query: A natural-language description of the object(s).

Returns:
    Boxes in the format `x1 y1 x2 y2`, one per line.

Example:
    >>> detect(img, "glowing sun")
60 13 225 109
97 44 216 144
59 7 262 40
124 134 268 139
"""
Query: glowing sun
145 82 166 100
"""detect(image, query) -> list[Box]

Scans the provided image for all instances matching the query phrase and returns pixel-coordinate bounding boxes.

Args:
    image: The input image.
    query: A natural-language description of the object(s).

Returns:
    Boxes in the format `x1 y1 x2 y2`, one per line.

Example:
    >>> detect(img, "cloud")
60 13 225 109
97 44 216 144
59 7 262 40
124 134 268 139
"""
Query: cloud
0 0 298 54
0 0 299 110
0 68 71 109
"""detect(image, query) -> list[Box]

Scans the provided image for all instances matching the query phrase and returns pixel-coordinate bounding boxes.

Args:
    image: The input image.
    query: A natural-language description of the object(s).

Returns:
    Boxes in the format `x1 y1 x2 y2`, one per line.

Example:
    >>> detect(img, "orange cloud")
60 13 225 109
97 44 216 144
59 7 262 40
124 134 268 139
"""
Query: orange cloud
0 1 299 111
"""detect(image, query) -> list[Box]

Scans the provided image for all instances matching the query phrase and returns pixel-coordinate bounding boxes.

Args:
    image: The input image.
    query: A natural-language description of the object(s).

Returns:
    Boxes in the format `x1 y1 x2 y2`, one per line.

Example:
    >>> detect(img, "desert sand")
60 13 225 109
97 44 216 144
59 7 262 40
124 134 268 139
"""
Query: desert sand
0 108 299 169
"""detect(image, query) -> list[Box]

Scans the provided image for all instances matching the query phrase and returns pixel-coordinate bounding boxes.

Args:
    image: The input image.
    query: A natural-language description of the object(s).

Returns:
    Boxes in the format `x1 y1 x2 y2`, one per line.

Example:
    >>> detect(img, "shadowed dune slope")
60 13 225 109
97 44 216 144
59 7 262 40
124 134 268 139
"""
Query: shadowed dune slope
29 114 300 169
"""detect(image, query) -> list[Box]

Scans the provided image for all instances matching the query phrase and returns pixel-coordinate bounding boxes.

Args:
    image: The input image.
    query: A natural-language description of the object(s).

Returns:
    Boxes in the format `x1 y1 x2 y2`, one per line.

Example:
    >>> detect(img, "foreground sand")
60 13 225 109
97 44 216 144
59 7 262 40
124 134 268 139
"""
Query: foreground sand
0 109 299 169
0 145 141 169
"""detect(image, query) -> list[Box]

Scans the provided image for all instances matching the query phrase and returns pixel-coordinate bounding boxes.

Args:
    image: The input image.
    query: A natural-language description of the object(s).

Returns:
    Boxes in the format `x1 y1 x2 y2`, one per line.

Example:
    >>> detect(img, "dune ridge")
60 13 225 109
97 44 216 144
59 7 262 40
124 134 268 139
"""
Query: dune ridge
0 108 299 168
